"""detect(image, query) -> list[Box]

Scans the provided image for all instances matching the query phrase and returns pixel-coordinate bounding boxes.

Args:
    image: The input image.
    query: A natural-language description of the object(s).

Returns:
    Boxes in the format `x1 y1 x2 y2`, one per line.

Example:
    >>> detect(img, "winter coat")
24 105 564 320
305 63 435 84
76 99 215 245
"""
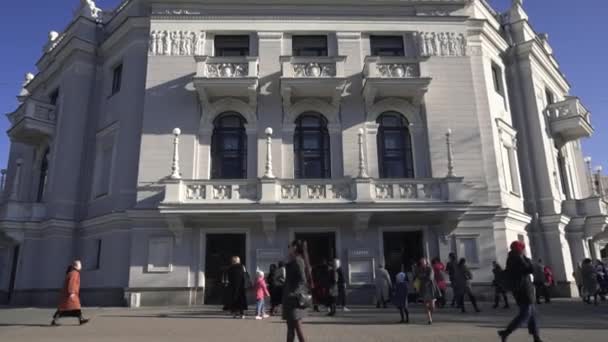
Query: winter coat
375 267 392 301
452 264 472 296
432 262 447 290
58 268 81 311
254 277 270 300
581 263 599 296
226 264 248 311
532 262 546 284
505 251 535 305
282 256 308 322
417 266 438 302
392 275 409 309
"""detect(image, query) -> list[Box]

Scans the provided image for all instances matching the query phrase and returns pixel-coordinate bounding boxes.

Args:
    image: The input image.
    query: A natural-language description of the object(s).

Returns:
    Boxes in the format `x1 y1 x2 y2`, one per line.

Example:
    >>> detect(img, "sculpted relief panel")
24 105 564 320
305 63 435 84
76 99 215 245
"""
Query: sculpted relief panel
417 32 467 57
149 30 204 56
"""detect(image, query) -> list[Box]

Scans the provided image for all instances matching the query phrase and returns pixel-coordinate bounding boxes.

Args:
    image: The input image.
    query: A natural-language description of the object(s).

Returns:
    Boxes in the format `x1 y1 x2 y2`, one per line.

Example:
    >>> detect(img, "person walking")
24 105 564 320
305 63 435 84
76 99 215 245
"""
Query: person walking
417 258 438 324
326 260 338 316
532 259 550 304
51 260 89 326
375 264 392 308
283 240 309 342
227 256 248 318
254 270 270 320
270 261 286 315
581 258 599 305
446 253 457 307
335 259 350 312
392 272 410 324
492 261 510 309
453 258 481 313
431 257 447 308
573 261 583 299
498 241 543 342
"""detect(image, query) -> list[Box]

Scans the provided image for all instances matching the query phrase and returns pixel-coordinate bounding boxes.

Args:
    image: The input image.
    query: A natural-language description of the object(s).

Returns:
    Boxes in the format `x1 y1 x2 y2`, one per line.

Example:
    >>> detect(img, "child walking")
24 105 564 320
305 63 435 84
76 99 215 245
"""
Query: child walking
254 270 270 320
393 272 410 324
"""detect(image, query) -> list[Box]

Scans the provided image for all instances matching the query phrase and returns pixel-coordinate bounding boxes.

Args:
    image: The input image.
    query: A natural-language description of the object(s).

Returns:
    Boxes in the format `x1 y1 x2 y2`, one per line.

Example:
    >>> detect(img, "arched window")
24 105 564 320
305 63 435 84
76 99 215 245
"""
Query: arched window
294 113 331 179
36 148 50 202
211 113 247 179
377 112 414 178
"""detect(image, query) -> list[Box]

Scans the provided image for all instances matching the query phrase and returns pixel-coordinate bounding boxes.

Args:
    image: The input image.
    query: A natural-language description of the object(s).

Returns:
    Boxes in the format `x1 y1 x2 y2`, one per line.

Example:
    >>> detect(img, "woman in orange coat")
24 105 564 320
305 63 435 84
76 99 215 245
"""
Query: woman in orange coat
51 260 89 326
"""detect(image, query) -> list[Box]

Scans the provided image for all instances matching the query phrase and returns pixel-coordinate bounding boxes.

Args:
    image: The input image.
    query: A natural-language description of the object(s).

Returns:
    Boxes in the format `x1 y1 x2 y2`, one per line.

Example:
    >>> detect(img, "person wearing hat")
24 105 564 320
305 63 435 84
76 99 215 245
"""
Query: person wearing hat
498 241 543 342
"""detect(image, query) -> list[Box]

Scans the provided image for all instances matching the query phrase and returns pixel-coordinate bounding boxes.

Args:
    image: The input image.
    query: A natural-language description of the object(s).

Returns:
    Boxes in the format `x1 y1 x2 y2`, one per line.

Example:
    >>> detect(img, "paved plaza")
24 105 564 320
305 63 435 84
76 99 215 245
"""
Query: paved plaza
0 300 606 342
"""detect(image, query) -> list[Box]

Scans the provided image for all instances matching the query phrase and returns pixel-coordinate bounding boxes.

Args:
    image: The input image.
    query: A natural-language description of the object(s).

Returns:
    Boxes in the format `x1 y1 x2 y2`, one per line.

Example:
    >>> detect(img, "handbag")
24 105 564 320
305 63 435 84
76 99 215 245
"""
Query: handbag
296 291 313 309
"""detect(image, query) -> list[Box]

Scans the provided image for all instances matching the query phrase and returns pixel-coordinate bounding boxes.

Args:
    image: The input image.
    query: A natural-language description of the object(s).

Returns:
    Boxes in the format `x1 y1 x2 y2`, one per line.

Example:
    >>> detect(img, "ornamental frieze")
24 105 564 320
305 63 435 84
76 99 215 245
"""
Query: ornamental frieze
149 30 204 56
417 32 467 57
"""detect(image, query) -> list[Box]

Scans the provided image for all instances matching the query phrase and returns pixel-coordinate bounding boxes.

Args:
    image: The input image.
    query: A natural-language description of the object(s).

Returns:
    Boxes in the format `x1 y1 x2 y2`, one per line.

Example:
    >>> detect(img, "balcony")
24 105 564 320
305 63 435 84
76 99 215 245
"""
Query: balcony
362 56 432 111
0 201 47 222
160 177 468 213
563 197 608 237
6 98 57 145
280 56 347 119
545 97 594 143
192 56 259 119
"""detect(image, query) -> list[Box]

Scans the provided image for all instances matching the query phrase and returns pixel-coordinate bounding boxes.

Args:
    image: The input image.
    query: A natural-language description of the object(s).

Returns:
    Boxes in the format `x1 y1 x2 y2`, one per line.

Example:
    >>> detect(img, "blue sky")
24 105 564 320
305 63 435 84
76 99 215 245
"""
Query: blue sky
0 0 606 171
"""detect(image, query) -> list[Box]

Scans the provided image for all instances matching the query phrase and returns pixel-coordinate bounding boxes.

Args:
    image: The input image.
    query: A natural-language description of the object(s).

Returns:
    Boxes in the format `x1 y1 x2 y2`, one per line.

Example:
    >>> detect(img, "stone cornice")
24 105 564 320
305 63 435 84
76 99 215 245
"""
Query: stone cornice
100 17 150 54
467 19 508 53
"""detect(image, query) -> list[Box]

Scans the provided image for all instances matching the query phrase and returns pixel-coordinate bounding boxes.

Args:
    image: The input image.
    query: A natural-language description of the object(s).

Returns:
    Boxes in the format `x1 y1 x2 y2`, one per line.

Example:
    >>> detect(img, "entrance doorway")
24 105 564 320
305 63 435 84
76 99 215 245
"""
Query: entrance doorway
204 234 246 305
382 231 424 280
294 232 336 268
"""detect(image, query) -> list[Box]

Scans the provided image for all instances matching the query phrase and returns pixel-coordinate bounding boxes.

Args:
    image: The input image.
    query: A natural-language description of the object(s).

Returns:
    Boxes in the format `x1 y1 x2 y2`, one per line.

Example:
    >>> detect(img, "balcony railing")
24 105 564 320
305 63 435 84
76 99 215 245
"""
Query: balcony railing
7 98 56 126
162 177 463 206
280 56 346 79
545 97 593 142
363 56 422 79
194 56 259 79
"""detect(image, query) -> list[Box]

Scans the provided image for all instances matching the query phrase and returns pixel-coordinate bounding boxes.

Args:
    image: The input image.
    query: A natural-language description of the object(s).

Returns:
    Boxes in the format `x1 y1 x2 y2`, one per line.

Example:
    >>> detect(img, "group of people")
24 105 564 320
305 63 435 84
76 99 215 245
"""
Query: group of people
574 258 608 305
310 259 347 315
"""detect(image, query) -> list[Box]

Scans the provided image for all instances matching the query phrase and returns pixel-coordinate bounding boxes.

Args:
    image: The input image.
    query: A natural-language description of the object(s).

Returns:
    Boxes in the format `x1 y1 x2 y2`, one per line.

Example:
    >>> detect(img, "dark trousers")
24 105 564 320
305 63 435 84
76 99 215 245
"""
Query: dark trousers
503 304 540 338
457 287 479 312
494 287 510 308
398 307 409 322
53 309 83 321
337 286 346 307
535 283 551 303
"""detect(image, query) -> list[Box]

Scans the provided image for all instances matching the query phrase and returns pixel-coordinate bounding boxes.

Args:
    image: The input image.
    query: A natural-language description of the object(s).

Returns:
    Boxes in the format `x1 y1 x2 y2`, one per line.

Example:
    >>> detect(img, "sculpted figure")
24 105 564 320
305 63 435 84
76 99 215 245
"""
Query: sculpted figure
150 31 158 55
171 32 179 55
157 31 166 55
430 33 438 56
184 31 192 55
448 33 457 56
81 0 102 19
417 32 427 56
179 31 187 55
457 33 467 56
439 33 449 56
164 31 172 55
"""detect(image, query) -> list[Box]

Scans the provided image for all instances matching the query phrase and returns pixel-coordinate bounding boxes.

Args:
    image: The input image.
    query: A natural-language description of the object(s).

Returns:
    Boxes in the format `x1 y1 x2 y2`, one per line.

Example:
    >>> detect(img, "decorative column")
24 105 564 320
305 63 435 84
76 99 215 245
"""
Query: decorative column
170 128 182 180
357 128 369 179
446 128 455 178
595 166 604 197
263 127 275 179
584 157 596 196
10 159 23 201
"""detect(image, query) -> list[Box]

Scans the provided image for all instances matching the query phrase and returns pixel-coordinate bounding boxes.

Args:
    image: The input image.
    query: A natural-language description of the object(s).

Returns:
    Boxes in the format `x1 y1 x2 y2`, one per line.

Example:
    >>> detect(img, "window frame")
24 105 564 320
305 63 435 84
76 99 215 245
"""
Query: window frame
36 148 50 203
491 62 504 96
370 35 405 57
146 236 174 273
211 113 248 179
294 113 331 179
376 112 415 179
455 235 481 268
214 35 251 57
292 35 329 57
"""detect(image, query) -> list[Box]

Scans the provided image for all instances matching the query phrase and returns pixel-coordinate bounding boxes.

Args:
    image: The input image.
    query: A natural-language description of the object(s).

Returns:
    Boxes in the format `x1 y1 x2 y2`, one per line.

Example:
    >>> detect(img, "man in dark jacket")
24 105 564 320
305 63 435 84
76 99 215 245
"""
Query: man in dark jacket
498 241 543 342
446 253 457 307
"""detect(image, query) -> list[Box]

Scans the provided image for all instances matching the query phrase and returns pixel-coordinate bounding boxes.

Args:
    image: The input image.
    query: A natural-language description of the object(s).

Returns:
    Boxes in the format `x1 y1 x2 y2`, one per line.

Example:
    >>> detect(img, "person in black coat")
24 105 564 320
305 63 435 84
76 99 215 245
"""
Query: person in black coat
492 261 510 309
335 259 349 311
226 256 248 318
498 241 543 342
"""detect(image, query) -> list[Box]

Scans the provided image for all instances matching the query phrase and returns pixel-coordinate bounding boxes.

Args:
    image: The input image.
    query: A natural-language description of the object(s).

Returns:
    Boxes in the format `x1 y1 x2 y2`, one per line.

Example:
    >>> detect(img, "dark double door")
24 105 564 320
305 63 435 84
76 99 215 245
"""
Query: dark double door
383 231 423 280
294 232 336 268
204 234 246 304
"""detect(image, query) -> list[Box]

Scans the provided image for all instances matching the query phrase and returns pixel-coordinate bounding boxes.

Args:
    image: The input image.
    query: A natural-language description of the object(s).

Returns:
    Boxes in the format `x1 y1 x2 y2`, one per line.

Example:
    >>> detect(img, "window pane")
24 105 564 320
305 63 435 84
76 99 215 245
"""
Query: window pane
302 133 321 150
384 160 405 178
303 159 323 178
293 36 328 57
211 113 247 179
383 131 405 149
460 238 479 264
370 36 404 57
215 35 250 57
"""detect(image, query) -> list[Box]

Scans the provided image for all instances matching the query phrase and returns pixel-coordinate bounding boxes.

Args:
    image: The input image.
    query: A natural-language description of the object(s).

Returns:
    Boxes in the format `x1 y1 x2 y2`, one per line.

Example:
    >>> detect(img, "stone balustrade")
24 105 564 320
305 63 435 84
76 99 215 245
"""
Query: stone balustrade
545 96 593 142
280 56 346 78
162 177 464 205
7 98 57 126
194 56 259 78
363 56 422 79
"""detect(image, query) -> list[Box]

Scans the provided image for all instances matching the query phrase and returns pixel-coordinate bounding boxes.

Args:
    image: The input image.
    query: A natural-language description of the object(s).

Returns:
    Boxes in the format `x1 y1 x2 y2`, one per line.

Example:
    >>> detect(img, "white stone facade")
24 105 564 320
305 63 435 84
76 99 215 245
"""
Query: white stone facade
0 0 606 306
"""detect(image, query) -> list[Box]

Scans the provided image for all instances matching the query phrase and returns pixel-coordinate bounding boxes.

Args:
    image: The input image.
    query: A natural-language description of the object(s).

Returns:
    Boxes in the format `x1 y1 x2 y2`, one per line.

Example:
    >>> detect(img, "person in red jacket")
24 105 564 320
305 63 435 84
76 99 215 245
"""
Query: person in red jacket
51 260 89 326
543 265 554 303
431 258 447 308
254 270 271 320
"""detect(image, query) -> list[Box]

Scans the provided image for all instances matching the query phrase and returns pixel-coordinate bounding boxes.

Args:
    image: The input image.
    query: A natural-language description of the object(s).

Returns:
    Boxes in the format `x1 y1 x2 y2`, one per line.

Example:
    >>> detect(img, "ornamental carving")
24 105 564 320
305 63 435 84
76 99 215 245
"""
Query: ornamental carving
149 30 204 56
206 63 249 78
399 184 418 199
213 185 232 200
421 183 441 199
281 184 300 200
377 64 420 78
186 184 206 200
307 185 327 199
331 184 352 200
375 184 394 199
417 32 467 57
293 63 336 77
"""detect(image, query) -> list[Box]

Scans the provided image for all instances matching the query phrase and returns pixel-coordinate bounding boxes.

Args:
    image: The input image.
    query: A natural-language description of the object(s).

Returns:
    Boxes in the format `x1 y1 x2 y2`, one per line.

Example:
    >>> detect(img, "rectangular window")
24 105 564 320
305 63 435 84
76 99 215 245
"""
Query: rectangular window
147 237 173 273
94 142 113 198
491 63 504 96
507 147 521 195
111 64 123 95
370 36 405 56
49 89 59 106
545 88 555 105
292 35 328 57
214 35 250 57
87 239 102 271
457 237 480 266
